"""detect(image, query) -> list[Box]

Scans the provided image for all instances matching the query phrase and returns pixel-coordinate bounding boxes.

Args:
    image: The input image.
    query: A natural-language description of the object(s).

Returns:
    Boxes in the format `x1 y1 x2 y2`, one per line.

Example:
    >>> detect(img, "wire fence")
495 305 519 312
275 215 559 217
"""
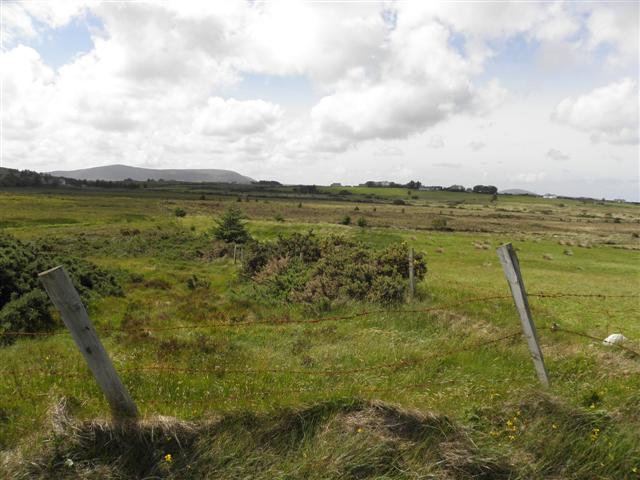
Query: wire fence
1 291 638 338
2 291 637 399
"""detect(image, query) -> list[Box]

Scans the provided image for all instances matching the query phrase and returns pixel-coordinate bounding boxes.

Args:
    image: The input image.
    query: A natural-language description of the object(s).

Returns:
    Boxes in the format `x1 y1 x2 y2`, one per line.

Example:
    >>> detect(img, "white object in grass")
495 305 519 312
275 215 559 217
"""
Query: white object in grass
602 333 627 346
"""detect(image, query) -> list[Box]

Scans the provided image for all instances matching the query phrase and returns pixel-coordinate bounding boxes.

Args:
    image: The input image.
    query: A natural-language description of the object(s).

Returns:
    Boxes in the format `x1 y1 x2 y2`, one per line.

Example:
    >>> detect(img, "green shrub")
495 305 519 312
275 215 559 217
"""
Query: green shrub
340 215 351 225
0 233 122 344
0 289 54 345
174 207 186 217
274 213 285 222
431 217 448 230
392 199 406 205
242 233 426 306
212 207 251 244
186 274 210 291
357 217 368 228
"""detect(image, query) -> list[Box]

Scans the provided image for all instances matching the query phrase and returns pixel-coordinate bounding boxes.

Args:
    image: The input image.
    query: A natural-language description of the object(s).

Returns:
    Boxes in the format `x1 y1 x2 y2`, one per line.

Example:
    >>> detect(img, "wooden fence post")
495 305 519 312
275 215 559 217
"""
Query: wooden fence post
408 247 415 300
39 266 139 420
233 243 237 264
496 243 550 387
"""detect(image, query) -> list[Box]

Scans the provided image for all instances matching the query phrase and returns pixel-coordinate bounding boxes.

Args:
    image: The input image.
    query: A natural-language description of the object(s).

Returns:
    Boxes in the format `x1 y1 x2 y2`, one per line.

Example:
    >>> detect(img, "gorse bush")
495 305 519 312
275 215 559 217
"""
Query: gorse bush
241 232 426 305
0 290 53 344
212 207 251 244
340 215 351 225
0 234 122 344
431 217 449 231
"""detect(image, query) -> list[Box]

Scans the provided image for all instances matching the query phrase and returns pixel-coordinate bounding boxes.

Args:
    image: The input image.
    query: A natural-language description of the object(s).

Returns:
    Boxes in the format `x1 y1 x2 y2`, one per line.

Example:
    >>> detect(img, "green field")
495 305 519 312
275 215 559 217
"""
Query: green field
1 187 639 479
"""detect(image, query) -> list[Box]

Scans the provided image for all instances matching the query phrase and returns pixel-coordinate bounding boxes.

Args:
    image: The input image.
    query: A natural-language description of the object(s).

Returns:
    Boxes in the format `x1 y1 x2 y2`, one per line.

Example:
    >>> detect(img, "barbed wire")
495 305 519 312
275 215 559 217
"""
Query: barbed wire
545 323 640 357
0 330 522 380
1 291 637 338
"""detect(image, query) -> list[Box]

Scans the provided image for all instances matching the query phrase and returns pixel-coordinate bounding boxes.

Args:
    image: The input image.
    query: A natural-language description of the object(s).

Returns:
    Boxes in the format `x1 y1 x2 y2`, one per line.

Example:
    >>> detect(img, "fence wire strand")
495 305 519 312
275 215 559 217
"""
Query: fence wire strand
2 291 637 338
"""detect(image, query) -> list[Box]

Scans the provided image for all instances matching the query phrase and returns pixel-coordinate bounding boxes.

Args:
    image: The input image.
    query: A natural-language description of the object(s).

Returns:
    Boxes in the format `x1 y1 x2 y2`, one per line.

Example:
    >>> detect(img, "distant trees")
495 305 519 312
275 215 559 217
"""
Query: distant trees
294 185 319 194
473 185 498 194
363 180 422 189
254 180 282 186
212 207 251 244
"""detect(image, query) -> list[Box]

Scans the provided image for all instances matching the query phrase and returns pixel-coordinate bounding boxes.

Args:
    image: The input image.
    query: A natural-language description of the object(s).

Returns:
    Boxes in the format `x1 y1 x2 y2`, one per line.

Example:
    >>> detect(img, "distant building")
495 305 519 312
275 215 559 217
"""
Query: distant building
445 184 465 192
419 185 442 191
330 182 342 187
543 193 557 199
613 199 626 203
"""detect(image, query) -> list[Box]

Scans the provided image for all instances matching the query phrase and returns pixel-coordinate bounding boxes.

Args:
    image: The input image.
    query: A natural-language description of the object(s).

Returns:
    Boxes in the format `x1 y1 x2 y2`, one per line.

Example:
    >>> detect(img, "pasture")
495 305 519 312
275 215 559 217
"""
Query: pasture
1 187 639 479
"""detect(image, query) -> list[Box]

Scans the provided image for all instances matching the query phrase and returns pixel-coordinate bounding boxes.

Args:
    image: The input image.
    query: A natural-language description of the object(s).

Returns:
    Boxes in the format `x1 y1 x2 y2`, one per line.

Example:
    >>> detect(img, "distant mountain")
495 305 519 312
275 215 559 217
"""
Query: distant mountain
49 164 254 184
499 188 540 196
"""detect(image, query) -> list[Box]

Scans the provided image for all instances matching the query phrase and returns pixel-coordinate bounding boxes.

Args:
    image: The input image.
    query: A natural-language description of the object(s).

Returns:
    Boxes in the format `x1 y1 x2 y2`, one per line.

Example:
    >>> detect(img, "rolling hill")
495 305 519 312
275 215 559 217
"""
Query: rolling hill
49 164 254 184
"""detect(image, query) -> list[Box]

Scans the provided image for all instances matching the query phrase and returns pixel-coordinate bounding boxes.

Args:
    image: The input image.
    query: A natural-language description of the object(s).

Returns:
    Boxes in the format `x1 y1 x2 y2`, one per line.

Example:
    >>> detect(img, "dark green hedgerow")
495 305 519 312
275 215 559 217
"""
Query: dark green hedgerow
241 231 426 305
0 234 122 344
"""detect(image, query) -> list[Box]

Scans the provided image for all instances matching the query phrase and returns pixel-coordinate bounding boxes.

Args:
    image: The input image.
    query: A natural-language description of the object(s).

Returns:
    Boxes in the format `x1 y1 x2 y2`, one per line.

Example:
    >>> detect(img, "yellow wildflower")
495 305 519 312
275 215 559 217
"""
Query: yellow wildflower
164 453 173 463
552 424 558 430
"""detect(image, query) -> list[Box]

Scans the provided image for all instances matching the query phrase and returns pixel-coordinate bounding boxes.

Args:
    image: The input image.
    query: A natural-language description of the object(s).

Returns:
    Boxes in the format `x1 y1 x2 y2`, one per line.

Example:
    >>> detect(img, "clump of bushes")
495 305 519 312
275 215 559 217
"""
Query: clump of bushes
241 232 426 305
186 274 210 291
174 207 186 217
431 217 449 231
339 215 351 225
0 234 122 345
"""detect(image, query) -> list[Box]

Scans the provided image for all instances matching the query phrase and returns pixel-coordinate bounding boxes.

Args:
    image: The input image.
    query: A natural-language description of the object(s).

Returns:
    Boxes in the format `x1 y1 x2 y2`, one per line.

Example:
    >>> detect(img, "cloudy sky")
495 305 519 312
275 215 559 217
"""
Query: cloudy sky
1 1 638 199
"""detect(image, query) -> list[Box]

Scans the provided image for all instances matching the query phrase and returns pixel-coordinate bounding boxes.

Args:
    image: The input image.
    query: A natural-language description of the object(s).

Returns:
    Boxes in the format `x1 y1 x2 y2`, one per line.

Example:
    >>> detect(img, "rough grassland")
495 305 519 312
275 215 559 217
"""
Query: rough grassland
0 188 639 479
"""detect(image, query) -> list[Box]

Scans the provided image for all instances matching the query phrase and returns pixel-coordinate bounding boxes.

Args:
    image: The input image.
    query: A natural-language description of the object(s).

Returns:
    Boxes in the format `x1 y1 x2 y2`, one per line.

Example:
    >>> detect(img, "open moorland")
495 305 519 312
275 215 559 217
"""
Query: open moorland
1 185 639 479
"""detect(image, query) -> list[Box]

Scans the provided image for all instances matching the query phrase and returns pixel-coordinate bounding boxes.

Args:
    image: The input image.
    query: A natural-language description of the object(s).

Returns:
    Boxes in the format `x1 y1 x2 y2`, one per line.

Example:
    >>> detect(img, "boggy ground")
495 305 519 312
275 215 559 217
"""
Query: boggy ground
0 188 639 479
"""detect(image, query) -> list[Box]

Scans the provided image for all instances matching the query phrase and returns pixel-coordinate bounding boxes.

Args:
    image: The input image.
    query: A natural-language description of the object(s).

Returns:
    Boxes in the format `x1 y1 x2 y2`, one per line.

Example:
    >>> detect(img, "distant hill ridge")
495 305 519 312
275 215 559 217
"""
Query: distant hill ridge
499 188 540 196
49 164 254 184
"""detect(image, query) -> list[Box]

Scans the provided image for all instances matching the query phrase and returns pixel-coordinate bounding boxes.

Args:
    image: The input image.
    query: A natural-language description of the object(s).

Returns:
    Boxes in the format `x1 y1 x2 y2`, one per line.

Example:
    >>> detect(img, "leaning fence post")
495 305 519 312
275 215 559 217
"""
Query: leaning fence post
408 247 415 300
39 266 139 421
496 243 550 387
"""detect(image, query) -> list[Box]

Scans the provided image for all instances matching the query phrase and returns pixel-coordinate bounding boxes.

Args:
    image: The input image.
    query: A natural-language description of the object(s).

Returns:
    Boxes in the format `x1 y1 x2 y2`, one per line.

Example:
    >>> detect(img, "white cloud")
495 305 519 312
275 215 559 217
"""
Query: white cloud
552 78 639 145
468 141 486 151
309 19 496 146
1 0 87 46
373 145 404 157
426 135 445 149
586 4 639 67
546 149 570 161
510 172 548 183
194 98 282 137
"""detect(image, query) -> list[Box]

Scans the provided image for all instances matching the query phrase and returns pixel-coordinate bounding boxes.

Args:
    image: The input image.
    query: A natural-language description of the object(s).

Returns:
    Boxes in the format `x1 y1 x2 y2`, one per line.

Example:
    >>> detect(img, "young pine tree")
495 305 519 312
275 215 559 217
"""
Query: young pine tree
213 207 251 244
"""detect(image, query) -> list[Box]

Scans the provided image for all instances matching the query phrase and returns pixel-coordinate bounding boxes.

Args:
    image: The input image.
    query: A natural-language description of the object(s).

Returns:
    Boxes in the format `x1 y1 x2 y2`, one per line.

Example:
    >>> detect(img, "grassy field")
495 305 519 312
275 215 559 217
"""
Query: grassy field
1 187 639 479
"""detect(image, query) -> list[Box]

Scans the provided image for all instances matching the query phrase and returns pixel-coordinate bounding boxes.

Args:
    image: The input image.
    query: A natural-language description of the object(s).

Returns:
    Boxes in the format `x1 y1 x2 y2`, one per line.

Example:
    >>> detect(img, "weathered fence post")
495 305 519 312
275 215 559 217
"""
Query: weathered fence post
408 247 415 300
39 266 139 420
233 243 237 264
497 243 550 386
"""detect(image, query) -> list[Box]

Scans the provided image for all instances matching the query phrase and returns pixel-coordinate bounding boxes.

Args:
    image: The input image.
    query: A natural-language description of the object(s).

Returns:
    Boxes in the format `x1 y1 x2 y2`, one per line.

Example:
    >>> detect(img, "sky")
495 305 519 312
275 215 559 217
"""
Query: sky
1 1 639 200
